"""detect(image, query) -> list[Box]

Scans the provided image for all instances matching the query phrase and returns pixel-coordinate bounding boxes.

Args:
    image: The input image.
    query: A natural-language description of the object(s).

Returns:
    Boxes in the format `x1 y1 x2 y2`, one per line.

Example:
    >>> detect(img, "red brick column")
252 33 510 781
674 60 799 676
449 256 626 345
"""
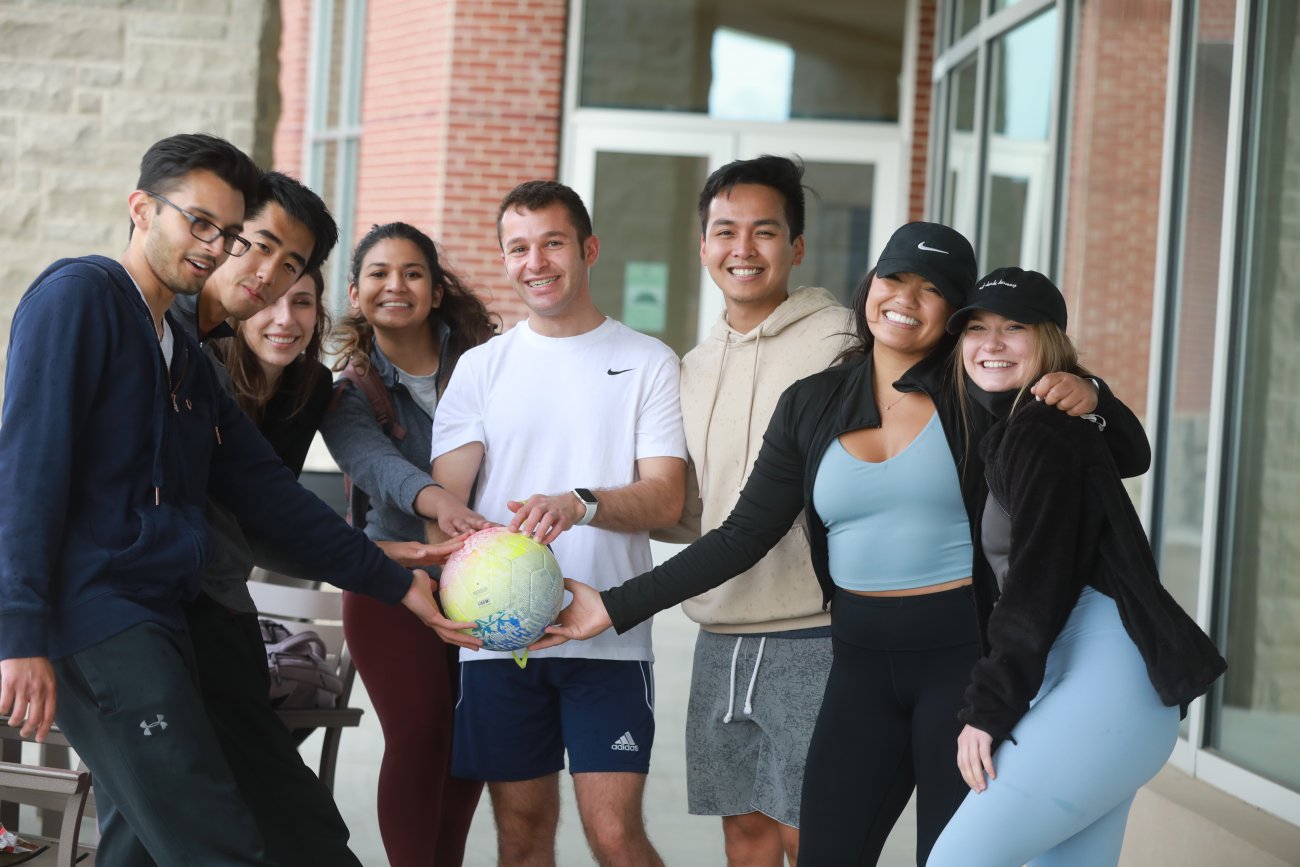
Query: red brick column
273 0 567 327
1059 0 1172 411
910 0 937 222
273 0 312 182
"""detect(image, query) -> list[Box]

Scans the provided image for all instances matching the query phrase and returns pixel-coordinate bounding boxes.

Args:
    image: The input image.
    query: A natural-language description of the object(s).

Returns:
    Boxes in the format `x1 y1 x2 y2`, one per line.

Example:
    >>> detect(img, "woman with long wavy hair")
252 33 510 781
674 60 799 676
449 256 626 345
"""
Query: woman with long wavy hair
320 222 496 867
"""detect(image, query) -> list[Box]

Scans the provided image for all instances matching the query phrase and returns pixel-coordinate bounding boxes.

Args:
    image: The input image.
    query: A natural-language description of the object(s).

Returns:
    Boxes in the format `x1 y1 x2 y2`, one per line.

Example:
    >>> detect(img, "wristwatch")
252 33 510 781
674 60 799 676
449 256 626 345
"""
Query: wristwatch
573 488 599 526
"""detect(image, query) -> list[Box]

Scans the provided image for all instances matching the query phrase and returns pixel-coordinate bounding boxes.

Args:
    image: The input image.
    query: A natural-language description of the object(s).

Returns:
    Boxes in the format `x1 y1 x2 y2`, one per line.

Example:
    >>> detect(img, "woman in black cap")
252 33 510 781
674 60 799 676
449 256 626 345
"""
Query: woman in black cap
927 269 1224 867
537 226 1149 865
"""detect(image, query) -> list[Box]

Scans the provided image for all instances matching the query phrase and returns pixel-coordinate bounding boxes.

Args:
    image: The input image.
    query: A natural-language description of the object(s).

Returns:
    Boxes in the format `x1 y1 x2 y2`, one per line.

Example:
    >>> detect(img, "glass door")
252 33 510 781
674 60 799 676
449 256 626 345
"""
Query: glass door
568 123 902 354
739 127 902 308
569 127 734 357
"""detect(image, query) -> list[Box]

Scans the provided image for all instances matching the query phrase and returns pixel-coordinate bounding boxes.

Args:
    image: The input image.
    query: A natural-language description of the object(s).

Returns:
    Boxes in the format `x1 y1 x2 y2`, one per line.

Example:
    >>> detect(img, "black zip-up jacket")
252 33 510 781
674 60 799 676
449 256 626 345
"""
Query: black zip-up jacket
961 400 1225 740
602 340 1150 636
0 256 412 661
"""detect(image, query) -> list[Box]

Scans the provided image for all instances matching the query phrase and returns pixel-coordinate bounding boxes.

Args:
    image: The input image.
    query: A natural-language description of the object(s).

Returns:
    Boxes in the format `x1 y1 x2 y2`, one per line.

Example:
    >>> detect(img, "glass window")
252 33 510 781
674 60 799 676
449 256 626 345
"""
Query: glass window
980 8 1056 270
791 161 876 305
1153 2 1237 625
589 152 709 357
1209 0 1300 792
306 0 364 308
952 0 982 42
579 0 906 122
942 59 979 242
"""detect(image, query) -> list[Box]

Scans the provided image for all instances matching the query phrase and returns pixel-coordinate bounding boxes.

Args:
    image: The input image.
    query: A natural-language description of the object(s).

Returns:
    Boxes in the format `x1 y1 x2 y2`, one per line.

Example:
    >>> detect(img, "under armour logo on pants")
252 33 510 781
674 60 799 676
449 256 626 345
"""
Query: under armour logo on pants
140 714 168 736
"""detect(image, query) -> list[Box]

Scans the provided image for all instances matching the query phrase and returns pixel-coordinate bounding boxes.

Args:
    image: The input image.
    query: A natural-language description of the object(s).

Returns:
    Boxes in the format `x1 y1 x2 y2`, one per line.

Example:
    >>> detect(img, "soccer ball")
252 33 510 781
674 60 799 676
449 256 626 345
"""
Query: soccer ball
438 527 565 652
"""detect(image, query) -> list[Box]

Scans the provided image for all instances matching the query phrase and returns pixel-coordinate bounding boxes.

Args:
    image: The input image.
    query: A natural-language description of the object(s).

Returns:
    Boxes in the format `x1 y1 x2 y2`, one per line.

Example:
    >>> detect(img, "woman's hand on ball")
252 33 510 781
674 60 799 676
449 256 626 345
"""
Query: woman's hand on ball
403 569 483 649
529 578 613 651
375 534 470 567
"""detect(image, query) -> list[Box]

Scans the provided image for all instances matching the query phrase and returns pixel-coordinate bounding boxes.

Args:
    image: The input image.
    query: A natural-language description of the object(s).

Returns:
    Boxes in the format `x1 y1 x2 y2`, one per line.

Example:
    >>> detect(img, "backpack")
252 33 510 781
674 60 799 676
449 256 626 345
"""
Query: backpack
333 360 406 530
259 618 344 711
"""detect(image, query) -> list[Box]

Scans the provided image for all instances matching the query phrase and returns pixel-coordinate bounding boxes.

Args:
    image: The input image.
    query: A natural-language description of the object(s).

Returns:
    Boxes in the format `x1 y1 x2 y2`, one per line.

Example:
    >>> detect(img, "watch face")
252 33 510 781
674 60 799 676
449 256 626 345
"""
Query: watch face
575 487 597 504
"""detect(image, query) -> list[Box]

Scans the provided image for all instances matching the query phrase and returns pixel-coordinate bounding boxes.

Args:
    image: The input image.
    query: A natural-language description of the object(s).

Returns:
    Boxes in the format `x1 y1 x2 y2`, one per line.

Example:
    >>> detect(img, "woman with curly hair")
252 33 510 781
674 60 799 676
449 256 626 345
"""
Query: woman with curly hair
320 222 497 867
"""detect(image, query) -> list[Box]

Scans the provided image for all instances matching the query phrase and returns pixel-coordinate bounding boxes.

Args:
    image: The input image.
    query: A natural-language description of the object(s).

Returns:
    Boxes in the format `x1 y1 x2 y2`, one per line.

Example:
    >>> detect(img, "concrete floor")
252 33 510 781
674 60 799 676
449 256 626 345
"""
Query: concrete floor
322 602 918 866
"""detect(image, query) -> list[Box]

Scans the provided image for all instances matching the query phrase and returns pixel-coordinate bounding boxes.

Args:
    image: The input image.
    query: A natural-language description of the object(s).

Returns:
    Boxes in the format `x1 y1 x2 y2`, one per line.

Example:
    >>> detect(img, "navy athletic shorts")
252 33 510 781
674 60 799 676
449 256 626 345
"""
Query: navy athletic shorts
451 657 655 781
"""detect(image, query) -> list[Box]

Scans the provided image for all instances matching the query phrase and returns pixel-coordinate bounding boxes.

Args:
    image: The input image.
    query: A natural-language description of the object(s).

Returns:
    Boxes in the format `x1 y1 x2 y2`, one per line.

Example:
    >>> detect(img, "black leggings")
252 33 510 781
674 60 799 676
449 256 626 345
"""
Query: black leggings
799 586 982 867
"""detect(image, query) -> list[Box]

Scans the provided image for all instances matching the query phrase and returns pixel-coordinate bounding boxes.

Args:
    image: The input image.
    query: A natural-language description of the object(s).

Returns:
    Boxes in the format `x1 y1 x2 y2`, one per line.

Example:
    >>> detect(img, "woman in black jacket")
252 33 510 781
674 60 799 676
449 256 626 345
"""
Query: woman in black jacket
538 224 1148 865
926 268 1224 867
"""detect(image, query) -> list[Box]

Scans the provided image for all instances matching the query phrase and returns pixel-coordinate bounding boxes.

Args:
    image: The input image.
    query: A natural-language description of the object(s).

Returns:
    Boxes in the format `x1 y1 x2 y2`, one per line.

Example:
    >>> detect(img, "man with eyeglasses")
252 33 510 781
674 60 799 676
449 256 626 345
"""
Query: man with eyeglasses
0 133 466 866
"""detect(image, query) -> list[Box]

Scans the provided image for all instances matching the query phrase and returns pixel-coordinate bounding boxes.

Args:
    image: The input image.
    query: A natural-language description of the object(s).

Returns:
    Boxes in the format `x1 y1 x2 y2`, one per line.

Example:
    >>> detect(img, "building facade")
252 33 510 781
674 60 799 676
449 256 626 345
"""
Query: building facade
1 0 1297 862
260 1 1300 859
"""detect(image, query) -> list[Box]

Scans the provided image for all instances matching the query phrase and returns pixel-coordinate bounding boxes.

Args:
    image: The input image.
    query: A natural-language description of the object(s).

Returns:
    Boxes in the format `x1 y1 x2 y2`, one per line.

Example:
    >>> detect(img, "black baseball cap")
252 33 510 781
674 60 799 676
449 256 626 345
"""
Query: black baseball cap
873 222 977 308
946 267 1068 334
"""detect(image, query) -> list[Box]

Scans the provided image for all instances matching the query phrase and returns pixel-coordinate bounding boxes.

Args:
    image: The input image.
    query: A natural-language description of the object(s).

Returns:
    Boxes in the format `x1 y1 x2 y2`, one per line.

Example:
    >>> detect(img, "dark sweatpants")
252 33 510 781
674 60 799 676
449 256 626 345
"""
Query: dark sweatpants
52 621 273 867
185 594 362 867
81 597 363 867
798 586 982 867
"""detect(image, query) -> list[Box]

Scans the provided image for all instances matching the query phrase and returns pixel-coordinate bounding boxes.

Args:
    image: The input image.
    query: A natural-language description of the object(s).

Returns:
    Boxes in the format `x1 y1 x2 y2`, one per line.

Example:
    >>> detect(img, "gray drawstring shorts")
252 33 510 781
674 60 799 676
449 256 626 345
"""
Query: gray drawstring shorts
685 626 832 827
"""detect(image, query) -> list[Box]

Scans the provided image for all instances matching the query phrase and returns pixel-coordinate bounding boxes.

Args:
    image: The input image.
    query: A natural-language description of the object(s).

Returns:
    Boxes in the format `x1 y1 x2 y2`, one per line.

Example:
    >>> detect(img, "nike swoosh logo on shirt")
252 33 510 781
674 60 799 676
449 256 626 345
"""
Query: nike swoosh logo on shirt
607 368 634 375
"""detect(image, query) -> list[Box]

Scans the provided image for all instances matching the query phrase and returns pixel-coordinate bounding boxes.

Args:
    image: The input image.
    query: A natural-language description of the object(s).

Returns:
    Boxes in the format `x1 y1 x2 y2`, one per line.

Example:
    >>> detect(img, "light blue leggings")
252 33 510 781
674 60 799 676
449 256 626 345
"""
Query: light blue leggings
927 587 1179 867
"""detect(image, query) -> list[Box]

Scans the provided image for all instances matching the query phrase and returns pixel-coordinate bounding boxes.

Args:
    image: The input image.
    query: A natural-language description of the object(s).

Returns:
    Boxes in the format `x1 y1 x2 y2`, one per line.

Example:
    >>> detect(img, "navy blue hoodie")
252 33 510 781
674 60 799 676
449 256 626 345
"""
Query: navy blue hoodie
0 255 412 661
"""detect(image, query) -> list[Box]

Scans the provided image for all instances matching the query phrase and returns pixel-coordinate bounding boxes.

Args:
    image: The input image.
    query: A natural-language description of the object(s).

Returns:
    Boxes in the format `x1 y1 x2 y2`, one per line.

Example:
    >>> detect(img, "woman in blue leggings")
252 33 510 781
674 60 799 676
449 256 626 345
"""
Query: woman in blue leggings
927 268 1226 867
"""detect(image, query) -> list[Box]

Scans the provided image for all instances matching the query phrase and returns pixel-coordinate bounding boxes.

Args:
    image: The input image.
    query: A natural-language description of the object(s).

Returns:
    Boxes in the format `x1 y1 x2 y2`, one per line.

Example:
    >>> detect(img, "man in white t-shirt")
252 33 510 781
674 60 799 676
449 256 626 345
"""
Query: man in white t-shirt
427 180 687 867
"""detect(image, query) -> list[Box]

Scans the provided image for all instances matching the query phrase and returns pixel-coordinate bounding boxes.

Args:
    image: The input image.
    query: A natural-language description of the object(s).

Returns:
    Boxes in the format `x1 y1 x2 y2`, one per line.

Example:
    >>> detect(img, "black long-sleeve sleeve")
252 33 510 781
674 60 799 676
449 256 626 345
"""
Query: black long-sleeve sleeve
602 385 810 633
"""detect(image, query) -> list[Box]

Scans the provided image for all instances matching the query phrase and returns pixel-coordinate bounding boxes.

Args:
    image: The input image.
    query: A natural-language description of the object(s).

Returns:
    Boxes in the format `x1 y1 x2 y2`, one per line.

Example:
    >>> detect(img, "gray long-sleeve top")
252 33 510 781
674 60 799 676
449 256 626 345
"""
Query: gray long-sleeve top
319 329 451 543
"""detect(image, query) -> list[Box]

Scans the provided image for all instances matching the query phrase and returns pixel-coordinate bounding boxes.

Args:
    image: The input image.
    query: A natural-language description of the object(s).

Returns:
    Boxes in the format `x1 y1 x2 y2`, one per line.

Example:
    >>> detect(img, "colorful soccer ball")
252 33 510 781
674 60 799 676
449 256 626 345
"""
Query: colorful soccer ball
438 528 565 652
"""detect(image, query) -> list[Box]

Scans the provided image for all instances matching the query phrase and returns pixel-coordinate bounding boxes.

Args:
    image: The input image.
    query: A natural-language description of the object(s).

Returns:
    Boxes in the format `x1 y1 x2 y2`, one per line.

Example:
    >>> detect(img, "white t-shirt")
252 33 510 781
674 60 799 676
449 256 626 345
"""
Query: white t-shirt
432 317 687 662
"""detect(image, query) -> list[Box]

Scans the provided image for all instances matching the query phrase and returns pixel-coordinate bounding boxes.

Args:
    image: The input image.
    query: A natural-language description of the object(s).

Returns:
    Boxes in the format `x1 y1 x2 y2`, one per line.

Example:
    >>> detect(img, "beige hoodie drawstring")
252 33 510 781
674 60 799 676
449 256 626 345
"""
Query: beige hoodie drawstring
697 335 730 503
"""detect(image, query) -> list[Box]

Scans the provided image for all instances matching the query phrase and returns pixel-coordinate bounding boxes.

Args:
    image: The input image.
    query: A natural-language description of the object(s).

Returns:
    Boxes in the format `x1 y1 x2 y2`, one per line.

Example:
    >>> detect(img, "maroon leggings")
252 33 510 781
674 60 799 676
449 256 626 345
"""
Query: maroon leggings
343 590 483 867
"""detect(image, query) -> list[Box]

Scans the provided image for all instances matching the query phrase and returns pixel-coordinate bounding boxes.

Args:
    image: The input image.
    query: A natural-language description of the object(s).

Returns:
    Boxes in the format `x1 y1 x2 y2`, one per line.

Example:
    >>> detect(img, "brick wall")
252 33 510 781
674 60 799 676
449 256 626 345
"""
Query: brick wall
441 0 566 326
274 0 565 329
910 0 937 222
1059 0 1172 413
274 0 312 179
0 0 277 397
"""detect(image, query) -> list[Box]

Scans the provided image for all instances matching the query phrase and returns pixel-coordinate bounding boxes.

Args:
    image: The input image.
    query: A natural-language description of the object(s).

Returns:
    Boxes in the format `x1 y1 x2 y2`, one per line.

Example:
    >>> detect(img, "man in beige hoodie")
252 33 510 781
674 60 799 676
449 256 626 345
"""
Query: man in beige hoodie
666 156 850 866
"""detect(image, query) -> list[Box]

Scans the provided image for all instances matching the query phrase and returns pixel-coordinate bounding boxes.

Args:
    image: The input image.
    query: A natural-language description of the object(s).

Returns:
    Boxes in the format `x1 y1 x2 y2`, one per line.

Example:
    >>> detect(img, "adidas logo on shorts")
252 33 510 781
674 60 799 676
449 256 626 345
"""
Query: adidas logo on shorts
610 731 639 752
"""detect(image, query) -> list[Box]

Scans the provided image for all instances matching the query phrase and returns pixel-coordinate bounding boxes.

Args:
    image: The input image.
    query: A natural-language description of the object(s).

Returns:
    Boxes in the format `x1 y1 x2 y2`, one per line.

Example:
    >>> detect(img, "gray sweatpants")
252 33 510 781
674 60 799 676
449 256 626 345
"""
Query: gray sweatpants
53 620 272 866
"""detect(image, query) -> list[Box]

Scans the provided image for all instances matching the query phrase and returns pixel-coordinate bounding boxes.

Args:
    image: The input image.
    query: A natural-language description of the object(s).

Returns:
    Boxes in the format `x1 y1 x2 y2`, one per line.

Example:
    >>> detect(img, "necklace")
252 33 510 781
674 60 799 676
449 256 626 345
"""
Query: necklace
880 389 913 412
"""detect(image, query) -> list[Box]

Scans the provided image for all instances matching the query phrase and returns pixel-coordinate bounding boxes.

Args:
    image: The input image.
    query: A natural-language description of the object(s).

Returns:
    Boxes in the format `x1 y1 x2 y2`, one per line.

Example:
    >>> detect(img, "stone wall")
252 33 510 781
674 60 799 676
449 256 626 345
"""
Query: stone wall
0 0 280 397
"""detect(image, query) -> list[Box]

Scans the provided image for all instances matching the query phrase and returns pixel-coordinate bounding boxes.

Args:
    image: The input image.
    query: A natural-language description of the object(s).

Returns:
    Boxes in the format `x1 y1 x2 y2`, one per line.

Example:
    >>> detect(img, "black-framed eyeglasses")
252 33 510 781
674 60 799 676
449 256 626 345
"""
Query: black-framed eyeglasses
144 191 251 257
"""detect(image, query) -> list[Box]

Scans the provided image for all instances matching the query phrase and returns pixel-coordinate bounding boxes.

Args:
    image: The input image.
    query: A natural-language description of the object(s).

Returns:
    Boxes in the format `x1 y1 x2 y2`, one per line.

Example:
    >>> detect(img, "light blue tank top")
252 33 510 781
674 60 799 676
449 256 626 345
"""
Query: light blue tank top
813 412 973 591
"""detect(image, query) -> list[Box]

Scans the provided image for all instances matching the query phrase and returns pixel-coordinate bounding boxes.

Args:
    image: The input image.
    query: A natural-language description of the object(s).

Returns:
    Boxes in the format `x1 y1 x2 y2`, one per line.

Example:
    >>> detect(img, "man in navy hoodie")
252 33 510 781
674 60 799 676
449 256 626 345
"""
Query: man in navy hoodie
0 133 472 866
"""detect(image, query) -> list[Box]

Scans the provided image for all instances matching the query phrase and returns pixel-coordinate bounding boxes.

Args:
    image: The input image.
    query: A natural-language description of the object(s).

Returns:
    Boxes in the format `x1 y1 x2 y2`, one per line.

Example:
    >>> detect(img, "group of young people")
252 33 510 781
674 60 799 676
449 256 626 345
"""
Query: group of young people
0 129 1225 867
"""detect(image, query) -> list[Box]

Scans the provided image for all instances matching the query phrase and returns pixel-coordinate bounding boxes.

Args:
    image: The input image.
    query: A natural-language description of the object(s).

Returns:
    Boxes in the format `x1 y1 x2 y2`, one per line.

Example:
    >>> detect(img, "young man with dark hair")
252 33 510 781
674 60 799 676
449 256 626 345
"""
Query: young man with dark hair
428 180 687 867
175 169 337 343
0 132 466 866
673 155 848 865
112 166 367 867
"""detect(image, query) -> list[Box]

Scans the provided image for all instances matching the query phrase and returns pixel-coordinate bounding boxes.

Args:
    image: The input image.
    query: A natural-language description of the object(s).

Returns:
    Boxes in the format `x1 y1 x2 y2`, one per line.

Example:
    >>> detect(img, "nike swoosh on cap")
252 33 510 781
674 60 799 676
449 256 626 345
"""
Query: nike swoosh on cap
607 368 634 375
917 241 949 254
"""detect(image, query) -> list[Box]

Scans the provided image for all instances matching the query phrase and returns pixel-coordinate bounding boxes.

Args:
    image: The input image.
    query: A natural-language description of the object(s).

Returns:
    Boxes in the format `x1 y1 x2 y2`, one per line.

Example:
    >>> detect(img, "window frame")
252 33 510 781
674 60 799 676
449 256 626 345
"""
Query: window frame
929 0 1060 271
303 0 366 310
